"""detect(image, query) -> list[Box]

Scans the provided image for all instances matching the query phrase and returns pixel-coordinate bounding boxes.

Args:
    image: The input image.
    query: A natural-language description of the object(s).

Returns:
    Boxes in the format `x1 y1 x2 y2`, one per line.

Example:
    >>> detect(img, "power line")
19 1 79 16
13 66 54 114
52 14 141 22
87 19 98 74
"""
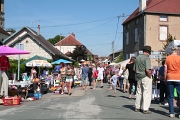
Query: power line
86 43 110 46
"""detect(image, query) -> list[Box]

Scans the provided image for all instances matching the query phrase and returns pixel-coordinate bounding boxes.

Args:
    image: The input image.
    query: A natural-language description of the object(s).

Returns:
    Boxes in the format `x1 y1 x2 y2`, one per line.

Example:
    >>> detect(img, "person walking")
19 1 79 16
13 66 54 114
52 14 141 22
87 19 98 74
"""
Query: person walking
158 60 168 105
105 71 118 97
92 65 98 89
122 56 136 99
164 46 180 118
134 46 152 114
59 62 66 94
97 64 104 88
88 65 93 86
65 64 74 95
81 64 89 90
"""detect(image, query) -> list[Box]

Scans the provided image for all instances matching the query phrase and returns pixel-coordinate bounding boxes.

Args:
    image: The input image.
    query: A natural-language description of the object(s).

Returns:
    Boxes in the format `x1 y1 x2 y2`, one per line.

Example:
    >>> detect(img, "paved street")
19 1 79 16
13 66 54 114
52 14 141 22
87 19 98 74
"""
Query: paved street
0 84 179 120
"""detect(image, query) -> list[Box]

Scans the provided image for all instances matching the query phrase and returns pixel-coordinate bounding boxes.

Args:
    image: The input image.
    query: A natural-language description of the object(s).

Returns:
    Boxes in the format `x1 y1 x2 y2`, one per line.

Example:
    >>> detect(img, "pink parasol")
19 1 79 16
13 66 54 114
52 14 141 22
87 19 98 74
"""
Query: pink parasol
0 45 30 55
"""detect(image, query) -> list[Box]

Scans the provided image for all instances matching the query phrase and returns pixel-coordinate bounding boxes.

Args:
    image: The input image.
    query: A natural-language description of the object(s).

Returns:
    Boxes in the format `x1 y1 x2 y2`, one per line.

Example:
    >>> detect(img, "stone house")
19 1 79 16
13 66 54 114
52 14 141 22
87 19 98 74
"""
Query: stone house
122 0 180 66
3 26 70 60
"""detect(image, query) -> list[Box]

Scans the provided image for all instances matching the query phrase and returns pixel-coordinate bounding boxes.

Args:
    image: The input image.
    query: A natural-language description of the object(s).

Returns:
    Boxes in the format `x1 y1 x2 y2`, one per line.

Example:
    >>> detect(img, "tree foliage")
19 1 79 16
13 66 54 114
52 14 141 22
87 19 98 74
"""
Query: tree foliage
115 52 123 63
162 34 176 50
71 45 87 62
6 28 16 33
47 35 65 45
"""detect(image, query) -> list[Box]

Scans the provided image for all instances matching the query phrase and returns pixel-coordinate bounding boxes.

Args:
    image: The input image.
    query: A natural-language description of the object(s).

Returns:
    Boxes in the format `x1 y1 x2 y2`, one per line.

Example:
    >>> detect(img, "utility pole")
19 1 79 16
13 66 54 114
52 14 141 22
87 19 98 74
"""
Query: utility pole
112 41 114 62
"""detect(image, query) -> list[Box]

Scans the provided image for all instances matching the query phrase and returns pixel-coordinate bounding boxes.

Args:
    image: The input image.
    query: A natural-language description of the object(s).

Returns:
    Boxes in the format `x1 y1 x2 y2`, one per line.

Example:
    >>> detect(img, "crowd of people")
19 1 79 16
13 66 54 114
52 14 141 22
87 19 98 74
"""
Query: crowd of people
28 45 180 118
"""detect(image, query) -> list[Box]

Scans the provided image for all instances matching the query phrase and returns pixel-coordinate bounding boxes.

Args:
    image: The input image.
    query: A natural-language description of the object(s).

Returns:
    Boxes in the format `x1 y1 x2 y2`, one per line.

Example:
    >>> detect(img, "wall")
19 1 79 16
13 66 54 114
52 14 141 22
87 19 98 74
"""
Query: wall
7 37 52 60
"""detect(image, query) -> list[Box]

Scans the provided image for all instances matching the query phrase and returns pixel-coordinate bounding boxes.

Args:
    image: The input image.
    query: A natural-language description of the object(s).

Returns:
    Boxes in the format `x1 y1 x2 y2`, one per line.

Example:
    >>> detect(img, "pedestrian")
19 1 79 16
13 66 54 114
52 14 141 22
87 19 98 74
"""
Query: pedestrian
158 60 168 105
88 65 93 86
105 71 118 97
97 64 104 88
120 66 129 93
81 64 89 90
134 46 152 114
66 64 74 95
59 62 66 94
92 64 98 89
164 46 180 118
122 56 136 99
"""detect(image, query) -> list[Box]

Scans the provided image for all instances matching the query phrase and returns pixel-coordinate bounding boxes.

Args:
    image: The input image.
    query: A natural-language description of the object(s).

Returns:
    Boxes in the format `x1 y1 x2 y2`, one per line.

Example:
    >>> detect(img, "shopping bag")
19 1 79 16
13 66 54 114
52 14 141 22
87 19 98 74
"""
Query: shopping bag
174 88 178 97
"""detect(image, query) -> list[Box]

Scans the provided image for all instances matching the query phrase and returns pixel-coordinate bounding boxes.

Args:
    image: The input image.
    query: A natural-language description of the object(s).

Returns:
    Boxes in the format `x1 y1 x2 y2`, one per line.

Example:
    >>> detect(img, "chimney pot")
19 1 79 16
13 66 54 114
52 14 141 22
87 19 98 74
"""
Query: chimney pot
139 0 146 12
37 25 40 35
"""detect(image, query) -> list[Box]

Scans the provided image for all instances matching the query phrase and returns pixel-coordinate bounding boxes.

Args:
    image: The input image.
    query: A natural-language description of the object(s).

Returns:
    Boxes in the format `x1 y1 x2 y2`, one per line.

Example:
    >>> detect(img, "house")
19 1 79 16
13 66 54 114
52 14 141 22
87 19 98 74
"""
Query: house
3 26 70 60
122 0 180 66
55 33 94 61
109 49 123 62
0 27 10 45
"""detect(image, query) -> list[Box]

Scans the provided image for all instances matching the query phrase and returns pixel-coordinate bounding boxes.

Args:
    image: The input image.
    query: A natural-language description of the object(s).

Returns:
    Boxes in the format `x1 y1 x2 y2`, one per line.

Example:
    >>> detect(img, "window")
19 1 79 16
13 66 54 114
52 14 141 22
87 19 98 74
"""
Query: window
126 32 129 45
134 28 138 42
135 19 138 25
126 24 129 29
15 43 24 50
126 54 129 59
159 26 168 40
160 15 167 21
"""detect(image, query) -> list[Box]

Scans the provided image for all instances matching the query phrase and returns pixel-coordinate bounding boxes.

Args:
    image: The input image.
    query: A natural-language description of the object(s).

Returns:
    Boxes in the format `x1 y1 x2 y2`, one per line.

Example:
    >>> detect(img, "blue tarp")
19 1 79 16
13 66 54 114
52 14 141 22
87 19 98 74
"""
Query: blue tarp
51 59 72 64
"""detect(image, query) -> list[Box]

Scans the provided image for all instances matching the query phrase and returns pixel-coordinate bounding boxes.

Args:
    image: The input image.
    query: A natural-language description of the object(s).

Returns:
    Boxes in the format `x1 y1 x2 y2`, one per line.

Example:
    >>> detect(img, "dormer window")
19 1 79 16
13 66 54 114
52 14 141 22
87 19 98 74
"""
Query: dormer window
160 15 168 22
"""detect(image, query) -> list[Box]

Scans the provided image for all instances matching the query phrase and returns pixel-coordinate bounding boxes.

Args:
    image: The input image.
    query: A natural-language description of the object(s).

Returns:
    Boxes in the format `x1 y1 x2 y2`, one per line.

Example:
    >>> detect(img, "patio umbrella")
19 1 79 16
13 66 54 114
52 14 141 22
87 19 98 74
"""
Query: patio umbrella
51 59 72 64
0 45 30 55
26 60 52 68
22 55 49 64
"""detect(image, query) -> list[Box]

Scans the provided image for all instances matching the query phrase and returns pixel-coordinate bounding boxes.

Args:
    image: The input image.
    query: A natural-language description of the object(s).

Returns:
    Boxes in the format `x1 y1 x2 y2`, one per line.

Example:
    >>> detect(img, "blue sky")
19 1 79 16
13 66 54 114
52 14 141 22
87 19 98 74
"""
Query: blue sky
4 0 139 57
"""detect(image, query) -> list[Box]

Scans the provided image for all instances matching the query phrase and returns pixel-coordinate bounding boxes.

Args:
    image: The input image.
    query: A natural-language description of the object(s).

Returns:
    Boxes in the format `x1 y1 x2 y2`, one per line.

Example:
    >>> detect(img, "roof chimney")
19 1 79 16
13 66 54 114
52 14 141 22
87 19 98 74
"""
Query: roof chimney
71 32 75 37
139 0 146 12
37 25 40 35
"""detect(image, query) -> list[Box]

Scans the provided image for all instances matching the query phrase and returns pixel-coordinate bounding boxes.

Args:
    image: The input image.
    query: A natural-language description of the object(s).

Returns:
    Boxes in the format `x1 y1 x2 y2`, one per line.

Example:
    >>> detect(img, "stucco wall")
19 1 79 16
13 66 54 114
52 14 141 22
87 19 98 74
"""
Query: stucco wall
146 14 180 52
55 45 75 54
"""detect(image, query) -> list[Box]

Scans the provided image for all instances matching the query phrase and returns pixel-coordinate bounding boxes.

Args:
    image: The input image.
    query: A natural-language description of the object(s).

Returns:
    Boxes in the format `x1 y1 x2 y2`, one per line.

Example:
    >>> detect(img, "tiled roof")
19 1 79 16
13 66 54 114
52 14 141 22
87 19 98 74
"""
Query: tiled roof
55 33 83 46
123 0 180 24
0 27 10 36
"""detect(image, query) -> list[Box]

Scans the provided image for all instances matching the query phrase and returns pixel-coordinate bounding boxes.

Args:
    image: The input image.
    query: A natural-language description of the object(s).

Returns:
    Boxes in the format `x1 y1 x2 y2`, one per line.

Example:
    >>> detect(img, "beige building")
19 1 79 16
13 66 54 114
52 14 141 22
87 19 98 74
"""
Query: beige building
122 0 180 67
3 26 70 60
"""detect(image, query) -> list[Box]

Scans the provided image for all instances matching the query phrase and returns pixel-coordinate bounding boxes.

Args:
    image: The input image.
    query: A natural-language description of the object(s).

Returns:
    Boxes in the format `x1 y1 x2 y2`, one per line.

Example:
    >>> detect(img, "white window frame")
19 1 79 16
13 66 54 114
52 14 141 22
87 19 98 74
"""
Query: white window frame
134 28 138 42
126 32 129 45
160 15 168 21
159 26 168 41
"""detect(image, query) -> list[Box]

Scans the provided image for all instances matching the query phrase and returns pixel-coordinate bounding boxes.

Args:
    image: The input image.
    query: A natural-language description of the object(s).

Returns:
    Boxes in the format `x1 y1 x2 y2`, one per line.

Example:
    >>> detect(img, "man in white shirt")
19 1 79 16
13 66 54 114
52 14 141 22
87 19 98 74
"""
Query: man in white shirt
97 64 104 88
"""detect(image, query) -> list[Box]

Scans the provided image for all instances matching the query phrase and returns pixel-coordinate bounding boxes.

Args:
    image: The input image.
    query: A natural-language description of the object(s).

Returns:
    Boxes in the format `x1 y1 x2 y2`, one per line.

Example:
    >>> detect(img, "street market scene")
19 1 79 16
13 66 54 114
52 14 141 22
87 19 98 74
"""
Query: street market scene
1 0 180 119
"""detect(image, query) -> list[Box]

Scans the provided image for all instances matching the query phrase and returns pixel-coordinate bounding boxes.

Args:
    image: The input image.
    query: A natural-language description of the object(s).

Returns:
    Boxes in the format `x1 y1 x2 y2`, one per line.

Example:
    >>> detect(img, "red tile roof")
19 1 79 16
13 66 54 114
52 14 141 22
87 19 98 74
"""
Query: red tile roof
0 27 10 36
123 0 180 24
55 33 83 46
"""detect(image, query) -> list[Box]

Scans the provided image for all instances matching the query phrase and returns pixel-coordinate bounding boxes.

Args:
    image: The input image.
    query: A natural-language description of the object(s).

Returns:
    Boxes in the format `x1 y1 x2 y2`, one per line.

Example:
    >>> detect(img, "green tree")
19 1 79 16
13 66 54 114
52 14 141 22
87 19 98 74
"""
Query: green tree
47 35 65 45
6 28 16 33
71 45 87 62
115 52 123 63
163 34 176 50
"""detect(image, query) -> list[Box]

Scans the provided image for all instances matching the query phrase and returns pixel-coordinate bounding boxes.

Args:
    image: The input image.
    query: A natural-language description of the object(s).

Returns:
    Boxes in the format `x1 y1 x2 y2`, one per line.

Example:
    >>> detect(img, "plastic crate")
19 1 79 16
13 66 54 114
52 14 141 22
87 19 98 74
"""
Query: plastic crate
34 93 42 99
3 97 13 106
3 97 20 106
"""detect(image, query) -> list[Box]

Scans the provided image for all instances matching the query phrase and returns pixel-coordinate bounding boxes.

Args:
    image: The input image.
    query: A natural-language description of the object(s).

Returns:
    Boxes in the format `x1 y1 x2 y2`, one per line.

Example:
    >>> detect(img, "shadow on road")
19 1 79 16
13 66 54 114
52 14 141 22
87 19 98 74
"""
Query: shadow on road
123 105 169 116
106 95 116 97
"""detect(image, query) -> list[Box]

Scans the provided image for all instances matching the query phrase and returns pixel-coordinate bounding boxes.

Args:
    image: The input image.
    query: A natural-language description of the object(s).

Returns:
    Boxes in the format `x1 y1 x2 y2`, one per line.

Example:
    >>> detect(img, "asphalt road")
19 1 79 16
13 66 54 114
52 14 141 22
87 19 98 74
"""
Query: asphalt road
0 84 179 120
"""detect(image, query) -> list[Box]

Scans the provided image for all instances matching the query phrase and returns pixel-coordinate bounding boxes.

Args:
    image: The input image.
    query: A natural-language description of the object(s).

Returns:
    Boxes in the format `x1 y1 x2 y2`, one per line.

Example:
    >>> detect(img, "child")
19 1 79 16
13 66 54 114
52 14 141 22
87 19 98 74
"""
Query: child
105 71 118 97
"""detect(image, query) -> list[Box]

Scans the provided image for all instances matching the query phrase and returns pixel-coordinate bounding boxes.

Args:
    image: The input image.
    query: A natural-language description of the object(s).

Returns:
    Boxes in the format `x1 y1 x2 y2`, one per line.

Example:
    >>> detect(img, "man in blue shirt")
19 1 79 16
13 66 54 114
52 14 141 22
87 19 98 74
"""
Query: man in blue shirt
81 64 89 90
